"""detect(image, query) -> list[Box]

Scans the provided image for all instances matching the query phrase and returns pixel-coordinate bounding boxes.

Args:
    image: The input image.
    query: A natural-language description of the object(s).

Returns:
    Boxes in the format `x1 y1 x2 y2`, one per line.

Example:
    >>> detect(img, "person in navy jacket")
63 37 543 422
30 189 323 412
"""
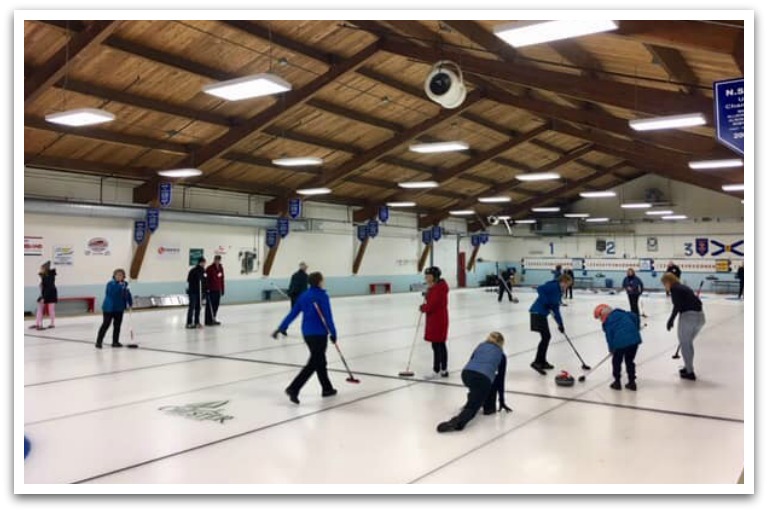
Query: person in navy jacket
272 271 338 404
437 332 511 433
529 274 572 375
96 268 133 349
594 304 642 390
622 268 644 317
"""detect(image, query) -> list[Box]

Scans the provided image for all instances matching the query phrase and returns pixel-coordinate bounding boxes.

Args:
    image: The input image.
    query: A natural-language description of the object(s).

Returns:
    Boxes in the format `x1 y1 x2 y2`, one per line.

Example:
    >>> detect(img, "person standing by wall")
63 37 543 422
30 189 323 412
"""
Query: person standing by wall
95 269 133 349
622 268 644 317
33 261 57 330
287 262 309 308
422 266 450 378
563 267 575 300
186 257 207 329
497 267 513 303
205 255 225 326
272 271 338 404
662 273 705 381
736 264 744 300
529 274 572 375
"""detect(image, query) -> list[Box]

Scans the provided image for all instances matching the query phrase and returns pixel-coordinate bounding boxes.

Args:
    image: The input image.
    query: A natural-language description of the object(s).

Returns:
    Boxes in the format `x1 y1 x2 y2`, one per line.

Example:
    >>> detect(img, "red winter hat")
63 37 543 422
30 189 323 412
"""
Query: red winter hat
593 304 611 322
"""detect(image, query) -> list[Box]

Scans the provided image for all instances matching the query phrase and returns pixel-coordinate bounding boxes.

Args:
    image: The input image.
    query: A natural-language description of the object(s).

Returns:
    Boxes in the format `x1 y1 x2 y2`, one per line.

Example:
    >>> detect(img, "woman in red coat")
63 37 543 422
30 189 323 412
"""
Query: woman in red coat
420 266 450 378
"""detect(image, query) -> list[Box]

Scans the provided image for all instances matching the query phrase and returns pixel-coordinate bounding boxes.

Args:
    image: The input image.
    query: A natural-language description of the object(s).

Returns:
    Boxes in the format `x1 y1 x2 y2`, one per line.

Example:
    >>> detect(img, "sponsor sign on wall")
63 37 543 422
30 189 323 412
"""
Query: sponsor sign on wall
85 237 110 256
24 236 44 256
52 245 74 265
157 244 181 260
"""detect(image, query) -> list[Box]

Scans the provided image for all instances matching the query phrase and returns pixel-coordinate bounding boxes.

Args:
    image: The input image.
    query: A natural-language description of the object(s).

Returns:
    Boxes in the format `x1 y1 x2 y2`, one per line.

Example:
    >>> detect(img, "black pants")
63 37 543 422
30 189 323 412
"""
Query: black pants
205 291 221 324
738 280 744 299
612 344 639 383
187 292 201 325
431 343 448 372
452 370 495 429
628 293 640 316
287 335 334 395
289 294 298 308
565 286 573 299
531 313 552 364
97 311 124 345
497 283 512 302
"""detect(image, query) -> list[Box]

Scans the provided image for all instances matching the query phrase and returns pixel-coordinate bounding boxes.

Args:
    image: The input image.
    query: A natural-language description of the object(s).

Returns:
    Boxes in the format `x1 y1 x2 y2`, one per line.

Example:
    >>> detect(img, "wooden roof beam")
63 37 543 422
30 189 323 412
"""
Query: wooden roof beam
485 86 730 156
616 20 743 56
174 42 380 171
221 20 335 65
379 38 713 119
645 44 701 95
25 20 120 105
417 143 595 228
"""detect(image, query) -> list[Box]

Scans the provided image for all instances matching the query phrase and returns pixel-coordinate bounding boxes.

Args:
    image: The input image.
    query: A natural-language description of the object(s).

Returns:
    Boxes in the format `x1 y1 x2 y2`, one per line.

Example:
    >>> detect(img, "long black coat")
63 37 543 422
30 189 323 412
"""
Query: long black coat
38 269 58 304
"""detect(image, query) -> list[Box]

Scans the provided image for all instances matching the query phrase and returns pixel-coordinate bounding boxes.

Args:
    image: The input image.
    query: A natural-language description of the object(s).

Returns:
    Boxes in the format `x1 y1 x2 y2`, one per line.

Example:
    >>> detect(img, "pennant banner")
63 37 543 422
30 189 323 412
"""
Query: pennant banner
422 229 433 245
367 220 379 238
134 221 147 244
146 208 160 233
357 224 369 242
378 206 389 224
265 228 279 248
158 182 172 208
277 217 290 238
288 198 302 219
432 225 442 242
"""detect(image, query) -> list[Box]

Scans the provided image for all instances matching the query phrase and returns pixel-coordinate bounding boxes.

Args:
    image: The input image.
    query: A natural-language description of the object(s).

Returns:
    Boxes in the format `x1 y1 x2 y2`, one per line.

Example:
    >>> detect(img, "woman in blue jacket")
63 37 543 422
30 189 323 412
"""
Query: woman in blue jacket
272 272 338 404
594 304 642 390
622 268 644 317
437 332 511 433
529 274 572 375
96 268 133 349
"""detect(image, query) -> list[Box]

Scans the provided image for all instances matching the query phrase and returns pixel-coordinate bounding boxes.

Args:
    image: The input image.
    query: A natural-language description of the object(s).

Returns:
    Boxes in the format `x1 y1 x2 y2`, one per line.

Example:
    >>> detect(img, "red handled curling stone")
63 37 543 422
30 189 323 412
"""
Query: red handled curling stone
554 370 575 387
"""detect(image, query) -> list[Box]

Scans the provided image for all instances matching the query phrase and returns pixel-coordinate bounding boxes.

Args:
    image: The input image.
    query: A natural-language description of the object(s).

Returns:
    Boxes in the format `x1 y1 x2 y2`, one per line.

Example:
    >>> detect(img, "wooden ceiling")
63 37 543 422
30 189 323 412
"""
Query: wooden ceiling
23 19 745 229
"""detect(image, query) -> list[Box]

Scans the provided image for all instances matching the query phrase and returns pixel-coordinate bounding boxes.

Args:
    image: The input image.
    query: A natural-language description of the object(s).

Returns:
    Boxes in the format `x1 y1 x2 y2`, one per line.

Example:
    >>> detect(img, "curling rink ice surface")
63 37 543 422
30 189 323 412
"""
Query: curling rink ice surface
23 287 744 485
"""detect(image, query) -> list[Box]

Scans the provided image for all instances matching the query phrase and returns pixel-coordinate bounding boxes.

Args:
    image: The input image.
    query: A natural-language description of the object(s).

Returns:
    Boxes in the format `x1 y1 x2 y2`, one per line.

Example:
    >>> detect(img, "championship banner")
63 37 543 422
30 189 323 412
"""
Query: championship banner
277 217 290 238
134 221 147 244
367 220 379 238
147 208 160 233
159 182 172 207
481 232 490 244
378 206 389 224
357 224 368 242
470 234 480 247
714 78 744 155
288 198 302 219
265 229 279 248
422 229 433 245
432 225 442 242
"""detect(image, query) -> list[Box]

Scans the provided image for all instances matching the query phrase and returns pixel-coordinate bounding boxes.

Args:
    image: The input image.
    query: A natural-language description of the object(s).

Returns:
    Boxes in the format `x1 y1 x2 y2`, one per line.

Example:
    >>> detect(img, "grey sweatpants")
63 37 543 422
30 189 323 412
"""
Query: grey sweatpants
678 311 706 373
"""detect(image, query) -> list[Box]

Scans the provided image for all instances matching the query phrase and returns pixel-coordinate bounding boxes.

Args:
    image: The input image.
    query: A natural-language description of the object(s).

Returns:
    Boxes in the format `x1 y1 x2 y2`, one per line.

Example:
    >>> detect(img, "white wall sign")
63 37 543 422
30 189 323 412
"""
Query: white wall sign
24 236 43 256
85 237 110 256
53 245 74 265
156 244 181 260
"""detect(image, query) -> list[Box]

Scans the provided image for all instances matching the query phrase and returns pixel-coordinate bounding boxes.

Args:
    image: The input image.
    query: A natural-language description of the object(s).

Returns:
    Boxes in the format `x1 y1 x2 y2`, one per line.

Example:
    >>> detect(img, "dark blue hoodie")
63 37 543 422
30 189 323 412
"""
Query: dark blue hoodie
101 279 133 313
278 286 337 338
529 280 564 326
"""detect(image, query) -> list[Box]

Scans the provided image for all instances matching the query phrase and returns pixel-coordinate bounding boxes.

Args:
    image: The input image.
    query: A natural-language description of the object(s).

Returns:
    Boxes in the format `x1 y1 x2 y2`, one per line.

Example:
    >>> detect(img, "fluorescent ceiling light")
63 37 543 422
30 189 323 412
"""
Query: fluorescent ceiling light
515 219 536 224
493 20 618 48
45 108 115 127
449 210 475 216
409 141 470 154
531 207 560 212
297 187 332 196
645 210 674 216
156 168 203 178
398 181 439 189
629 113 706 131
515 172 560 182
478 196 511 203
564 213 590 218
620 202 652 209
497 215 511 220
662 215 688 220
579 191 616 198
722 184 745 192
202 73 292 101
386 201 416 207
272 156 323 167
585 217 610 223
688 159 743 170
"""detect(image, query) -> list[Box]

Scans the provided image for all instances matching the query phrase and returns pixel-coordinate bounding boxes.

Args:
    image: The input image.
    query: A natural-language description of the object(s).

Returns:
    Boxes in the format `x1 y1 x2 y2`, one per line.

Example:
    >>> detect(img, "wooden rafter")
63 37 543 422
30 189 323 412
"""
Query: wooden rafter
173 42 380 170
25 20 120 105
645 44 702 95
616 20 743 56
378 38 713 118
418 143 596 228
